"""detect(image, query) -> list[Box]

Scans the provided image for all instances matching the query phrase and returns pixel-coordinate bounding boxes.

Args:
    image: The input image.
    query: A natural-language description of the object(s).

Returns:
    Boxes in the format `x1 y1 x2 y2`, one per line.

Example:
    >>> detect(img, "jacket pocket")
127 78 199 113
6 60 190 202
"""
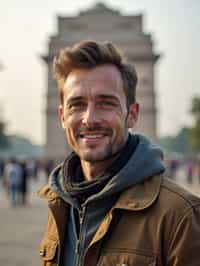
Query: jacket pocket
39 238 58 266
97 250 156 266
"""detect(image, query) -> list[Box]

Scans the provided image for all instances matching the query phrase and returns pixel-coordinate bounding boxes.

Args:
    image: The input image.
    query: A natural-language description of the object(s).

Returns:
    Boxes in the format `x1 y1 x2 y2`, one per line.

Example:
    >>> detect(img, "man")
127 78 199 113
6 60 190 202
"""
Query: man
38 41 200 266
4 158 22 206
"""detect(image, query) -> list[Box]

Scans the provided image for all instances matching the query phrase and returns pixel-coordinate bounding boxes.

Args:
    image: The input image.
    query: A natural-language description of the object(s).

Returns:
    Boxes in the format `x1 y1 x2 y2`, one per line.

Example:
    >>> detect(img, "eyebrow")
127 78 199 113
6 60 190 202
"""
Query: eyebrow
66 94 120 105
66 97 84 105
97 94 120 103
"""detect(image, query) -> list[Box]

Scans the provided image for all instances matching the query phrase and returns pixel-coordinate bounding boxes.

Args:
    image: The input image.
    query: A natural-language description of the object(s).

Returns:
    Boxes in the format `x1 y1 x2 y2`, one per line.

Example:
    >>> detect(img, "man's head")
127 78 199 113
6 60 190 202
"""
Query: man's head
53 41 139 163
53 40 138 108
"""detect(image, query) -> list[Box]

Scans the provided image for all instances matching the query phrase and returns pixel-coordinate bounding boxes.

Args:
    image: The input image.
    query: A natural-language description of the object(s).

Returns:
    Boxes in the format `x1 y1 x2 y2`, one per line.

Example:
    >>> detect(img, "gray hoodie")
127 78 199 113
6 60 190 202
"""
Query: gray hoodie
49 134 165 266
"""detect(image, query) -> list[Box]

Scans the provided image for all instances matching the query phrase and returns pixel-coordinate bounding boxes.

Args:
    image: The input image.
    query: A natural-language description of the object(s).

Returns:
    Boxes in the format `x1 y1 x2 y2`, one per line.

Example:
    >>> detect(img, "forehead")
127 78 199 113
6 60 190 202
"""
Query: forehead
63 65 124 99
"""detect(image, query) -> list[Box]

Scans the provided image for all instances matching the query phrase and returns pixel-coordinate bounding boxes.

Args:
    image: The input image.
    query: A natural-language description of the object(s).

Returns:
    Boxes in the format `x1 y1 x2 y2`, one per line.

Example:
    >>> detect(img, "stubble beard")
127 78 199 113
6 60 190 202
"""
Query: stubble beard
79 141 114 163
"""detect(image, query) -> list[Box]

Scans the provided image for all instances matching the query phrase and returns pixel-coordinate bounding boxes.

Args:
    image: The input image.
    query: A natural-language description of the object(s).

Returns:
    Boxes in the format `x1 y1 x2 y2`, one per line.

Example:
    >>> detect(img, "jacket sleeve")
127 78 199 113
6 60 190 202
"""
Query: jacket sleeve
167 205 200 265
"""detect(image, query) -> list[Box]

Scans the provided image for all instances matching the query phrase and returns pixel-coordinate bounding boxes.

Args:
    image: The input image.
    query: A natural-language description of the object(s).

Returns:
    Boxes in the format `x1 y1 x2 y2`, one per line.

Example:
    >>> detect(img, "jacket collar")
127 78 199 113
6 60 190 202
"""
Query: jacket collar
38 174 162 211
37 185 60 202
113 174 162 211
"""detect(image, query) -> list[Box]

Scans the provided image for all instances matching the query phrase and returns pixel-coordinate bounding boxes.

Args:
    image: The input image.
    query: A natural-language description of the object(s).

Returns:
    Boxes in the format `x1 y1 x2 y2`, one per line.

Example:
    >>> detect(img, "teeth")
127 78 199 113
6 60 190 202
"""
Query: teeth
83 135 103 138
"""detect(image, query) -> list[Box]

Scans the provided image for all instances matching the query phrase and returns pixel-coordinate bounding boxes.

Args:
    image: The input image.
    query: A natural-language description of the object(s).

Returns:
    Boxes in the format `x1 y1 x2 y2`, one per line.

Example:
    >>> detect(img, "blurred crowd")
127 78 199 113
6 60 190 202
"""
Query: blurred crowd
0 154 200 207
165 154 200 183
0 157 55 207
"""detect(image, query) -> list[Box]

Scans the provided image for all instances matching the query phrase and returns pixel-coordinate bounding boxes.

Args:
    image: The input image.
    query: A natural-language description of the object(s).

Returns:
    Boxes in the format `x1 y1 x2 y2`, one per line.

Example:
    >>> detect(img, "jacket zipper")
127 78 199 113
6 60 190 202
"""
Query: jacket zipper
76 206 86 266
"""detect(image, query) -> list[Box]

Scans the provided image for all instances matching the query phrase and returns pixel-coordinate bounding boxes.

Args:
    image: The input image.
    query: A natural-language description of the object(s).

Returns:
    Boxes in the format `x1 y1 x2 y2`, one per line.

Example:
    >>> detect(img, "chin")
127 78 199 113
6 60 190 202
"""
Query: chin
80 149 114 162
80 154 103 162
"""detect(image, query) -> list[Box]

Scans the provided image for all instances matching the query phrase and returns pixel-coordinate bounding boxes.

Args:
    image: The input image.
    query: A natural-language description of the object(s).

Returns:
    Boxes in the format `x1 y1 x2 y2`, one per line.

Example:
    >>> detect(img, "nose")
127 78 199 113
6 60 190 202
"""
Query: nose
82 103 99 126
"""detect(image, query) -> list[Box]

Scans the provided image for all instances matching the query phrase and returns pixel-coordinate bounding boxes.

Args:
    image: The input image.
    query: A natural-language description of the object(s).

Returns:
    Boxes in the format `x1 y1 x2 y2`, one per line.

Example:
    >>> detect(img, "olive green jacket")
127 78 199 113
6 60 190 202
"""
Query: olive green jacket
38 175 200 266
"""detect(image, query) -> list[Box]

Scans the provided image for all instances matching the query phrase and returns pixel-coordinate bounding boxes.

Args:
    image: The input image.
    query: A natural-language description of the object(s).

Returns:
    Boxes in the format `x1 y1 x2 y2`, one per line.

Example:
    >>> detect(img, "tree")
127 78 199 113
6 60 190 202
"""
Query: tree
0 121 10 148
188 96 200 150
190 96 200 119
160 127 191 155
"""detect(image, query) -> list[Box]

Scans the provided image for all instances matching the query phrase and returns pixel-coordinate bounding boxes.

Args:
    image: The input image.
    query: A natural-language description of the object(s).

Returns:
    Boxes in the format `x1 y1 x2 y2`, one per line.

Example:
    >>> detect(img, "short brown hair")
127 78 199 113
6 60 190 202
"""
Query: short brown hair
53 40 137 106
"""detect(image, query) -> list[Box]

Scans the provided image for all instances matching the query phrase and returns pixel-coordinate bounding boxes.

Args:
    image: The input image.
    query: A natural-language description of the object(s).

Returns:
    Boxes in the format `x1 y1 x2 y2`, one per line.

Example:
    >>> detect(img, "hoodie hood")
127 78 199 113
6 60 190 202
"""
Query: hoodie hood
49 134 165 207
95 134 165 201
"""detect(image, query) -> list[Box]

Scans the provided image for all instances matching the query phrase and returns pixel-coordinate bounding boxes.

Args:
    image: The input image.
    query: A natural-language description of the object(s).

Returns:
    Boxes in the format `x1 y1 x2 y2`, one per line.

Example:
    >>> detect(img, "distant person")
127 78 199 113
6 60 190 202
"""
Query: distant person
168 159 179 179
0 157 5 177
186 160 194 184
4 158 22 206
20 161 29 205
26 158 38 180
196 156 200 184
38 41 200 265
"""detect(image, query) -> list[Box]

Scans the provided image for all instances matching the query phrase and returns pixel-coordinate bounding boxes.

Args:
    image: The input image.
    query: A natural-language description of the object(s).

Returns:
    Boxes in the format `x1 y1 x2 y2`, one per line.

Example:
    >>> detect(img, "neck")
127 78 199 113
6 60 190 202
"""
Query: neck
81 155 119 181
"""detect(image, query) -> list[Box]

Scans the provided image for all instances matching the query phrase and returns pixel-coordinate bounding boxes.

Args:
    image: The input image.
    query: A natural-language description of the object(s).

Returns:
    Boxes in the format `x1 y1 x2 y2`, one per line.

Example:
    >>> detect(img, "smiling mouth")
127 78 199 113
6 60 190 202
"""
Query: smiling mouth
79 133 107 139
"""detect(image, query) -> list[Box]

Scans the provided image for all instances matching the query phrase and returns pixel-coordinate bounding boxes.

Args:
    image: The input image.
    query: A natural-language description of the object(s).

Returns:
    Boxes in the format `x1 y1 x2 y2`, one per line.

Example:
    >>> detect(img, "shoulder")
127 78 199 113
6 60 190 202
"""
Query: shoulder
158 176 200 217
161 177 200 206
158 178 200 263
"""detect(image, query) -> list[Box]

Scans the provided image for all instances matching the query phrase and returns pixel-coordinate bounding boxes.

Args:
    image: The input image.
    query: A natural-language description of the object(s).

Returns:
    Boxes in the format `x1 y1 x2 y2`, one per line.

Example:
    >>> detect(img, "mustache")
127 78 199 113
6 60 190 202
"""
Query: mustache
78 126 112 134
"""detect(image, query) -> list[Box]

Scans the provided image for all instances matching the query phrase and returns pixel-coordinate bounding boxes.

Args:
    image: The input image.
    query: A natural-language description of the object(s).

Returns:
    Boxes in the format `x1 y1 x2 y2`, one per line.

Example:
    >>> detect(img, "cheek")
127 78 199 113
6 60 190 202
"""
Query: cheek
105 108 124 120
64 123 77 146
63 112 76 127
106 113 127 135
64 115 81 136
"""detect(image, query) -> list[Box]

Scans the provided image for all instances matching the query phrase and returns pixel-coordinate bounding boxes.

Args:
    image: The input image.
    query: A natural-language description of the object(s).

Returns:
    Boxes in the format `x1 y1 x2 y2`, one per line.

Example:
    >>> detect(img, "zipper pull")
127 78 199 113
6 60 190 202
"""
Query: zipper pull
79 206 86 225
79 210 83 225
75 239 80 254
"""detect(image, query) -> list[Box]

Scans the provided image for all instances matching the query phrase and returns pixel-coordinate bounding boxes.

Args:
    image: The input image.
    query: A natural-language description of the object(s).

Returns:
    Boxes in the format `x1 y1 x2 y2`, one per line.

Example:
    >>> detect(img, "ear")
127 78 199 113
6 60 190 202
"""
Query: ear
58 105 65 129
127 102 139 128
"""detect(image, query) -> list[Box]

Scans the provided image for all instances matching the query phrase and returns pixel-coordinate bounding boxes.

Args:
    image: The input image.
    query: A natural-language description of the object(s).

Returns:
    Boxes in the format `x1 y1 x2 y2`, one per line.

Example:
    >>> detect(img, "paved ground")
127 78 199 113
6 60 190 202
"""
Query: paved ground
0 171 200 266
0 175 48 266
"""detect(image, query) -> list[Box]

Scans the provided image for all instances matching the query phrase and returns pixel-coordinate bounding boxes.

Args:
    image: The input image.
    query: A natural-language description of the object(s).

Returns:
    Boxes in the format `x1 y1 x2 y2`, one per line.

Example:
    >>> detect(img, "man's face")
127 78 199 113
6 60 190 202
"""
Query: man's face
59 64 139 163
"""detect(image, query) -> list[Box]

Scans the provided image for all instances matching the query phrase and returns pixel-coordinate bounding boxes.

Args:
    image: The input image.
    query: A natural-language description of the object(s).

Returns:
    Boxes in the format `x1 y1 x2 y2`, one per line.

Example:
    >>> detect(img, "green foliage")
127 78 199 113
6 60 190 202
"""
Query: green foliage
173 127 191 153
159 136 175 152
160 95 200 153
190 96 200 120
160 127 191 154
0 134 43 158
188 95 200 151
0 121 10 148
188 119 200 150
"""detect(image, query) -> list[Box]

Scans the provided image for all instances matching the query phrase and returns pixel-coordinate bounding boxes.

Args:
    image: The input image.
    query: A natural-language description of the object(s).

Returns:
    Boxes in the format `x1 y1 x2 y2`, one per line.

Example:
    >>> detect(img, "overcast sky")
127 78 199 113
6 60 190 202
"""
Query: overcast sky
0 0 199 145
